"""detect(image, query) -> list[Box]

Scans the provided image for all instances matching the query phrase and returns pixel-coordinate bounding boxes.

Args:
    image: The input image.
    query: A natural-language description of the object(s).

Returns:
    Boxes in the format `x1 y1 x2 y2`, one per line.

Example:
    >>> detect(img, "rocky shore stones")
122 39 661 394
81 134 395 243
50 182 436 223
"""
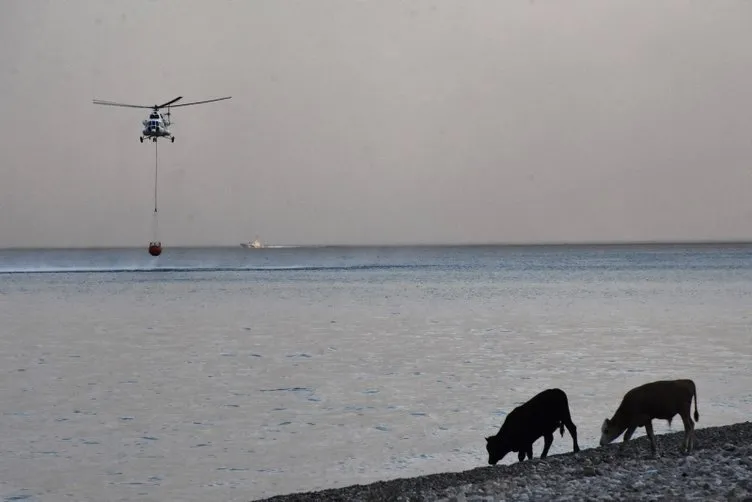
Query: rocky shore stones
256 421 752 502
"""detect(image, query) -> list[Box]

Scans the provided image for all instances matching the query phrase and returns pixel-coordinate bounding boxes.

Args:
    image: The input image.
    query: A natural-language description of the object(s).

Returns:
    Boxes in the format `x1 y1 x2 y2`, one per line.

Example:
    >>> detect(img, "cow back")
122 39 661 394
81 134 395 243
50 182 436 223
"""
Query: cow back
620 380 695 423
499 388 570 447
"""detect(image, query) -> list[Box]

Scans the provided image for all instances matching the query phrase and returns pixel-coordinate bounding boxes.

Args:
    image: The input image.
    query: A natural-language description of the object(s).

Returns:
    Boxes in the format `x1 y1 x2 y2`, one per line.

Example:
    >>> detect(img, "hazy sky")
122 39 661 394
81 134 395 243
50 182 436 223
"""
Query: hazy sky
2 0 752 247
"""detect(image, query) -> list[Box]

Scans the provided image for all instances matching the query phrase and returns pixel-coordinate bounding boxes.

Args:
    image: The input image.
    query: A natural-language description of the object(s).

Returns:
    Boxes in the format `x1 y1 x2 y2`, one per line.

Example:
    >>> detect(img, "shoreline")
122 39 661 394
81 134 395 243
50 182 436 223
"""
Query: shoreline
256 421 752 502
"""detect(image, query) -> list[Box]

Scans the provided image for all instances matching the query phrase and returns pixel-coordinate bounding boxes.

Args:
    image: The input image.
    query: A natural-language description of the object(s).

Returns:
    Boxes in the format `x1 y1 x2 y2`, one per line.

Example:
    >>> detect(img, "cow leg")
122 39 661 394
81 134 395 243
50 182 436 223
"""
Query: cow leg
622 425 637 443
645 420 659 457
518 450 526 462
618 425 637 454
526 444 533 460
540 432 554 459
563 417 580 453
679 411 695 454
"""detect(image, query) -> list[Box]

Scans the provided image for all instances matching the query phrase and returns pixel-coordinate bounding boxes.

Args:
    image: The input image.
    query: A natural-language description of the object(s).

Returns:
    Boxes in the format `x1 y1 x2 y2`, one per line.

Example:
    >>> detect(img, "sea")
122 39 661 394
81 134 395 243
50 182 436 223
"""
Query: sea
1 244 751 502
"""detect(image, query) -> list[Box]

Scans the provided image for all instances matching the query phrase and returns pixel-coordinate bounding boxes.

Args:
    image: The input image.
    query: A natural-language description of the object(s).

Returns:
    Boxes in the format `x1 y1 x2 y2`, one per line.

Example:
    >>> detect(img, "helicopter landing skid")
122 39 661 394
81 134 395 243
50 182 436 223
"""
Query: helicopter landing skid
140 136 175 143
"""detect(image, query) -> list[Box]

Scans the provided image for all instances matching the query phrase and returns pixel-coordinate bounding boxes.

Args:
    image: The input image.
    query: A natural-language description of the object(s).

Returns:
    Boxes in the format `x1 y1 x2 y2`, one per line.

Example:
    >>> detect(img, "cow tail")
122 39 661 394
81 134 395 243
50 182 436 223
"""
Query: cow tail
693 385 700 422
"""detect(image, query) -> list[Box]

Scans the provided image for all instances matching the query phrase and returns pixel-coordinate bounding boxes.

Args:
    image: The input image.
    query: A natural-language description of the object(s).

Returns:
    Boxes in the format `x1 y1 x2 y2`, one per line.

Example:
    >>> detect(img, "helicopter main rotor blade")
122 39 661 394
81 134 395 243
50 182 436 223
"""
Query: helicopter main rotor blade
169 96 232 108
92 99 153 109
157 96 183 109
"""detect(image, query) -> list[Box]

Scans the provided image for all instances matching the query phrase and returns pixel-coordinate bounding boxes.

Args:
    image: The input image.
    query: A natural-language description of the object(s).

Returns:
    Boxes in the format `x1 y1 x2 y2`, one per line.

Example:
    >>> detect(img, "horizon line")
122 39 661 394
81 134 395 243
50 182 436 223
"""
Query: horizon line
3 239 752 251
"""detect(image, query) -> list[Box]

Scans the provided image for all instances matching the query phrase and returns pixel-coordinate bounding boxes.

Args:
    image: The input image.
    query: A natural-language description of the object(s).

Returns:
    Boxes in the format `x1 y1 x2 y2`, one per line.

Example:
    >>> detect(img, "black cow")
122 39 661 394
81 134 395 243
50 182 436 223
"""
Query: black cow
485 388 580 465
600 379 700 456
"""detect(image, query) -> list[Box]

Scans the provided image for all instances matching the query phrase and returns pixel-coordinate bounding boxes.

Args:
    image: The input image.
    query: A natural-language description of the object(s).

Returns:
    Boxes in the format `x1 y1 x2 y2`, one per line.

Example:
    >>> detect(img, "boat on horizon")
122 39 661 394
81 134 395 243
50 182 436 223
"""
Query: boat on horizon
240 236 264 249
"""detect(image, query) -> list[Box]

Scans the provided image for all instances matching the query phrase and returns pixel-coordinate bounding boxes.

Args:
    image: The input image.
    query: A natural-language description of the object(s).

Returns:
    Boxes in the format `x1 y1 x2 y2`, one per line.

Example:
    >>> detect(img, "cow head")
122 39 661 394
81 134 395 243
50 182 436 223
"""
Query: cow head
485 435 511 465
599 418 625 446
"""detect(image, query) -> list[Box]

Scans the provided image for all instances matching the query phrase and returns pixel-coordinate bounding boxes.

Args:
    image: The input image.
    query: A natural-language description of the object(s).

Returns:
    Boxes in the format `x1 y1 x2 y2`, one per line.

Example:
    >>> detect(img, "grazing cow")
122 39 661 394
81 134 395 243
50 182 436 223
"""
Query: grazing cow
485 388 580 465
599 379 700 455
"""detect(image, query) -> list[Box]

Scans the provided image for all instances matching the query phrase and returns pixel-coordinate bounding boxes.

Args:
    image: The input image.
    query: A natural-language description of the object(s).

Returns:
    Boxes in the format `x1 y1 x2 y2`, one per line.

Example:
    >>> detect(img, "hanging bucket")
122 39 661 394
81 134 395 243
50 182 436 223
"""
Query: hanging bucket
148 242 162 256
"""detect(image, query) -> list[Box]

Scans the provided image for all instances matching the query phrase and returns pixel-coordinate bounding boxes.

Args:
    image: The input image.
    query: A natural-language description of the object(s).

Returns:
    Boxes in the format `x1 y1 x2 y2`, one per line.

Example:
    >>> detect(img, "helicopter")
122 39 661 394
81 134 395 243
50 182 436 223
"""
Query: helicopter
92 95 232 143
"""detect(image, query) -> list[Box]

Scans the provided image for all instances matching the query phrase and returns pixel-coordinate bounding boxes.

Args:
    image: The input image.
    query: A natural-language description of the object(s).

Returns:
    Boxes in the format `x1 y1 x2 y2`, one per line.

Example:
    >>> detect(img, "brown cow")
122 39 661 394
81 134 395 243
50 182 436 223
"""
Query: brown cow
599 379 699 456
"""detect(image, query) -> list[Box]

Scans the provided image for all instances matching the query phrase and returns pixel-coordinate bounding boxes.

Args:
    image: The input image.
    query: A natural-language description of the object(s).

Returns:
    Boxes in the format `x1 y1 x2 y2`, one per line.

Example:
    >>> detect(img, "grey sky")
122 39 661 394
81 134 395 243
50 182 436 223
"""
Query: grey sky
2 0 751 247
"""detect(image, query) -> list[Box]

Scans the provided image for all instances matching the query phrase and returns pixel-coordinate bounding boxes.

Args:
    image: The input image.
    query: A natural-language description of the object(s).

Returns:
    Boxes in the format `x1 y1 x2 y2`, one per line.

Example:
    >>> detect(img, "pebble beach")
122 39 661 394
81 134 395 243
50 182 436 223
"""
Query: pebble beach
257 421 752 502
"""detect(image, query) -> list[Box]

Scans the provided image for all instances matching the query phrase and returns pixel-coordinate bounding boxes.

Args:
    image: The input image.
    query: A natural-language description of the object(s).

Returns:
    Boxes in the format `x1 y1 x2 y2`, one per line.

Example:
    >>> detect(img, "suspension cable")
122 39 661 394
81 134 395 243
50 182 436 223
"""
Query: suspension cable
154 140 159 213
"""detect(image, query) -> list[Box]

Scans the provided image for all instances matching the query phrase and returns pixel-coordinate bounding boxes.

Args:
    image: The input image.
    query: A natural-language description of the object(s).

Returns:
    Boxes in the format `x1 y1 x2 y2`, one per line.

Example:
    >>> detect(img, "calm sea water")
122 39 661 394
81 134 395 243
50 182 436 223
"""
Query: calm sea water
1 244 751 501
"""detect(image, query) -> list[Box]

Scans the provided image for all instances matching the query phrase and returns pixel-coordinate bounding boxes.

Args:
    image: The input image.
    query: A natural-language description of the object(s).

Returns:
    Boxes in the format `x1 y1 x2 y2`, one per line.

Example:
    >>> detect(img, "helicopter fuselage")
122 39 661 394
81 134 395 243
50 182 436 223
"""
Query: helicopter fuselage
141 112 173 143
